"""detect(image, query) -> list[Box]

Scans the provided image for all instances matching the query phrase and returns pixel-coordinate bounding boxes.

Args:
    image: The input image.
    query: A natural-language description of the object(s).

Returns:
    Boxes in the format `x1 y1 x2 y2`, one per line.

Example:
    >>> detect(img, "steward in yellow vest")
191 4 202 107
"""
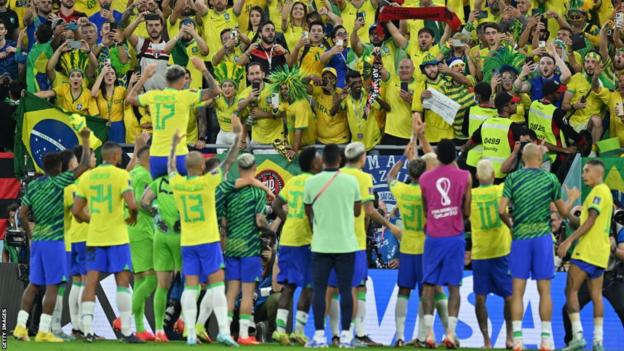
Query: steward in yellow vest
464 83 498 169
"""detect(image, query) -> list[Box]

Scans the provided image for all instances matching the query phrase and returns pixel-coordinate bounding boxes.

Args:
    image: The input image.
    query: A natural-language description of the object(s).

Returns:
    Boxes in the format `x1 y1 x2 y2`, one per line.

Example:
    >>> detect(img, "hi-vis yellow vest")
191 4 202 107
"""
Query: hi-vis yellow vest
466 105 499 167
481 117 512 179
528 100 566 161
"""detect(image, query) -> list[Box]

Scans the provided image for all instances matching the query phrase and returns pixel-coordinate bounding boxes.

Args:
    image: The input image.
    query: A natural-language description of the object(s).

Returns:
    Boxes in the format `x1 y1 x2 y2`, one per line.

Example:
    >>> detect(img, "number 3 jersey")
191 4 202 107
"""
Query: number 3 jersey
138 89 201 157
470 184 511 260
170 170 222 246
390 180 425 255
76 164 132 247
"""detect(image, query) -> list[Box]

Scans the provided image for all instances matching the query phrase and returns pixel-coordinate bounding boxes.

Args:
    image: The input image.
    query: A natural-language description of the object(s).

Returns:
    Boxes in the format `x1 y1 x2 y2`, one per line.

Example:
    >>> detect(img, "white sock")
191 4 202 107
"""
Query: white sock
340 329 352 344
78 285 85 332
181 286 200 338
239 315 251 339
354 294 366 337
541 321 552 341
116 287 132 337
51 292 63 334
417 300 427 341
314 329 325 342
435 293 449 330
211 284 230 336
294 310 308 334
424 314 434 338
196 289 213 327
594 318 603 345
329 294 340 337
512 320 523 346
448 316 458 336
17 310 29 328
395 295 408 341
69 284 81 331
81 301 95 335
570 313 583 341
276 308 288 333
39 313 52 333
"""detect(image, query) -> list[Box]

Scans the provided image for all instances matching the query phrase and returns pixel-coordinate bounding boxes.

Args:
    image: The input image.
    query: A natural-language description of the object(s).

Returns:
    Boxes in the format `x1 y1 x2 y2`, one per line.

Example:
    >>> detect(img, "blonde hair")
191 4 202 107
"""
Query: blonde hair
476 159 494 183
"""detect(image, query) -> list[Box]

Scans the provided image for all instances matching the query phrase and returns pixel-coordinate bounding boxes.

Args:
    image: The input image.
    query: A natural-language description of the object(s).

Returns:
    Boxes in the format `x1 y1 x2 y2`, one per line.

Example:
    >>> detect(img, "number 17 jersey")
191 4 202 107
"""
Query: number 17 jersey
76 164 133 247
170 170 222 246
138 88 201 157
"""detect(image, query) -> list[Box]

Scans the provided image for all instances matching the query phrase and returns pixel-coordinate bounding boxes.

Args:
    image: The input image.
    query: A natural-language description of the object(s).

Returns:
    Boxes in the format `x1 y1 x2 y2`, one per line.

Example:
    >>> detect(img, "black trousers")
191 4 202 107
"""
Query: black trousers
312 252 355 331
562 271 624 344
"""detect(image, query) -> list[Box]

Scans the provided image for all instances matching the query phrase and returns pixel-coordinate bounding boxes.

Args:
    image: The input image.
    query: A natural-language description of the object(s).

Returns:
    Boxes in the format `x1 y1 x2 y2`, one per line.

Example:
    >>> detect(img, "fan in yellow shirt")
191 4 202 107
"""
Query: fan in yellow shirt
35 69 99 116
311 69 350 145
71 141 139 341
126 61 220 178
201 0 238 62
557 160 613 351
167 118 242 346
91 65 127 143
283 96 316 152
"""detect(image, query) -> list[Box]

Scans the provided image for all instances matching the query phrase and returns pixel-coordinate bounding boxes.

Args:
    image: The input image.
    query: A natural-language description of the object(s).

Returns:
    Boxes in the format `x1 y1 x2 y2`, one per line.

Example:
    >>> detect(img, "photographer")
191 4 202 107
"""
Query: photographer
2 202 23 263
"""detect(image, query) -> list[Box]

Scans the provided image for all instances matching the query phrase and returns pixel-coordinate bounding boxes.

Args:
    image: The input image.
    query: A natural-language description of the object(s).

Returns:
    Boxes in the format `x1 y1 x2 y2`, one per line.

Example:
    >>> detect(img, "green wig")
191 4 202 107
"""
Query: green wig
267 65 308 102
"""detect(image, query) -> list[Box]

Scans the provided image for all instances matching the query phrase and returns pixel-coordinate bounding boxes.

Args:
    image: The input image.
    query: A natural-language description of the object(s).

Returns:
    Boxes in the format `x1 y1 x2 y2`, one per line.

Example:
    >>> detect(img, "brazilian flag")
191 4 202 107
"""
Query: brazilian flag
13 93 108 177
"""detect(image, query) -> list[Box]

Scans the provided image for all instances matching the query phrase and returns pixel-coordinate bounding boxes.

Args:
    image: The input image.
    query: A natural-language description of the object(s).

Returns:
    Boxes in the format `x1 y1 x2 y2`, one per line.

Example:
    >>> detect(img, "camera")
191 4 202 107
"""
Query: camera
614 208 624 226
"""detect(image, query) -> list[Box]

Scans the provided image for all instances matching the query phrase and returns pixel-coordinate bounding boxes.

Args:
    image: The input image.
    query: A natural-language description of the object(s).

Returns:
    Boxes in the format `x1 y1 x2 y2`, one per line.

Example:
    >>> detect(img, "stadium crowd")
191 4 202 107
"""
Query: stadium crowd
1 0 624 350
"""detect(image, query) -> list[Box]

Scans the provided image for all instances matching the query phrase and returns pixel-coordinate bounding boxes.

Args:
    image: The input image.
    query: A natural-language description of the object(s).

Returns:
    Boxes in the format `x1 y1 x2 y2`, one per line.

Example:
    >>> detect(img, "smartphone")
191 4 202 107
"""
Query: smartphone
476 10 488 19
450 39 463 47
336 38 344 46
182 18 193 26
525 56 534 65
102 2 111 9
302 31 309 39
356 12 365 20
69 40 82 50
538 41 546 48
271 93 279 109
145 13 160 21
252 81 261 91
109 21 117 30
571 33 585 51
400 82 408 92
531 8 543 16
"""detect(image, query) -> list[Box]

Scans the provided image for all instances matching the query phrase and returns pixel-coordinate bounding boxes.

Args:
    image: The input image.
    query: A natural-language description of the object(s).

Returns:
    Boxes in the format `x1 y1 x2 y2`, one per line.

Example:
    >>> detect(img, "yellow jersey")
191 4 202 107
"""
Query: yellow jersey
341 0 376 44
566 73 605 131
312 86 350 144
237 85 284 144
284 26 305 56
602 89 624 147
390 180 425 255
138 88 200 156
299 45 326 77
75 0 99 16
279 173 313 246
341 166 374 250
96 86 126 123
238 0 267 32
170 170 223 246
215 96 238 133
412 76 455 143
9 0 30 28
470 184 511 260
64 183 88 251
202 8 238 61
572 183 613 268
286 99 316 147
409 44 441 82
342 93 382 150
53 84 99 116
76 165 132 247
383 78 418 139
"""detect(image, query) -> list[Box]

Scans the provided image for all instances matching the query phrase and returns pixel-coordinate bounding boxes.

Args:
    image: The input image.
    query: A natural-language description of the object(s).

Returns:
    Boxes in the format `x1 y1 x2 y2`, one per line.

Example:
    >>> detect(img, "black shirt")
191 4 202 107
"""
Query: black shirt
0 9 19 40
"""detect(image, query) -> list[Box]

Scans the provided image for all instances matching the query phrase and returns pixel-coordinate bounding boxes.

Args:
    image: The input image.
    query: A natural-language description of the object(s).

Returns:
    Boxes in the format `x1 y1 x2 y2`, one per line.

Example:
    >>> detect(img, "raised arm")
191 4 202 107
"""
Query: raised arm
168 130 184 176
190 57 221 100
90 66 107 98
123 11 145 47
126 63 157 106
350 18 365 56
554 185 581 217
71 128 93 178
385 21 408 49
46 41 69 83
219 115 243 174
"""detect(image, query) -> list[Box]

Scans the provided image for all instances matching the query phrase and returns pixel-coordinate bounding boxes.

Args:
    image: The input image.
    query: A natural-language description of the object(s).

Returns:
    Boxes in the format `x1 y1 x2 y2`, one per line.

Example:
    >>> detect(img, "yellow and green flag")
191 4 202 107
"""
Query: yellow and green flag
13 93 108 177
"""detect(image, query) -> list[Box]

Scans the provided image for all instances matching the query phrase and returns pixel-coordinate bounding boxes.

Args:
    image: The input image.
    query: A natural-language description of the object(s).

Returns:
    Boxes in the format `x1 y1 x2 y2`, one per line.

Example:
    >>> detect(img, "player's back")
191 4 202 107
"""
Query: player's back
138 89 201 157
470 184 511 259
341 166 374 249
280 173 313 246
170 170 222 246
390 180 425 255
77 165 132 247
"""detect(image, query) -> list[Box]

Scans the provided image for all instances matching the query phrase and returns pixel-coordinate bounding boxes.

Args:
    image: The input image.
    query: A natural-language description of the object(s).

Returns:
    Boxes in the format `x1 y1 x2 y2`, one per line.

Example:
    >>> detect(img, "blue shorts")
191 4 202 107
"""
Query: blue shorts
510 235 555 280
182 242 224 279
472 255 512 297
108 121 125 144
150 155 187 179
225 256 263 283
30 241 67 286
69 242 87 277
423 234 465 286
328 250 367 287
571 259 604 279
397 253 423 292
276 245 312 287
86 244 132 273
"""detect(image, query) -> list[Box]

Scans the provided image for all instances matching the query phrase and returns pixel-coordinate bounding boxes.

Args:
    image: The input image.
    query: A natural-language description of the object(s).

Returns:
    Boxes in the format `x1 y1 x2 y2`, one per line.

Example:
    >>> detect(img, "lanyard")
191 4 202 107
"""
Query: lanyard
263 45 275 71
